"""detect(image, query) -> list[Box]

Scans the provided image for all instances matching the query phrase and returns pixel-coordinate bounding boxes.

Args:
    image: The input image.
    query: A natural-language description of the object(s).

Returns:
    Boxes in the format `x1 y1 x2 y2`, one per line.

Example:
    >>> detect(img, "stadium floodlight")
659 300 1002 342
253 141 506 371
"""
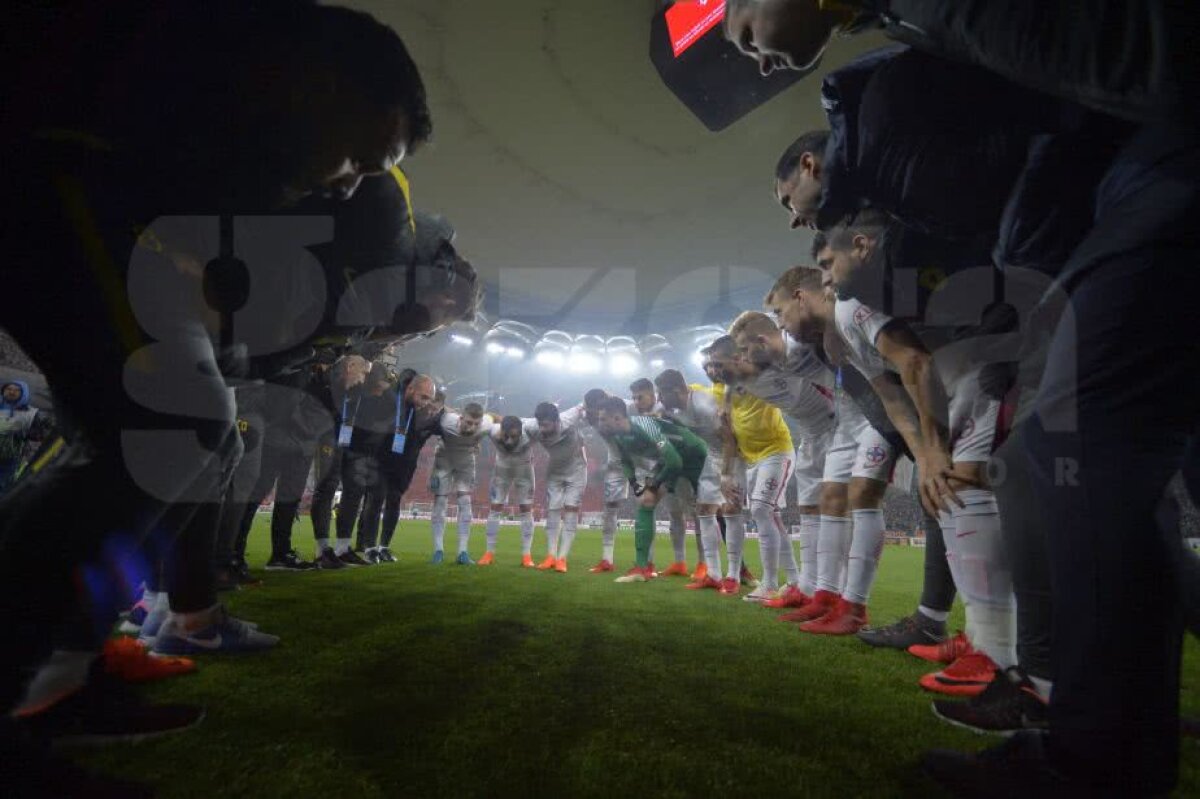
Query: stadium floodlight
505 346 526 359
486 341 507 355
649 358 665 369
608 352 640 377
691 349 705 367
449 333 474 347
568 351 602 374
535 350 565 369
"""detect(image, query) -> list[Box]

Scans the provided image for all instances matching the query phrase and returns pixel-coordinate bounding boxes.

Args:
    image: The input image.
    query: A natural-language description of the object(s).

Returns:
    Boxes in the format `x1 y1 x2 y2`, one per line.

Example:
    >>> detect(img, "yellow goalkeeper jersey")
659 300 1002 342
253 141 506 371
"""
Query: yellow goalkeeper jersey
705 383 793 466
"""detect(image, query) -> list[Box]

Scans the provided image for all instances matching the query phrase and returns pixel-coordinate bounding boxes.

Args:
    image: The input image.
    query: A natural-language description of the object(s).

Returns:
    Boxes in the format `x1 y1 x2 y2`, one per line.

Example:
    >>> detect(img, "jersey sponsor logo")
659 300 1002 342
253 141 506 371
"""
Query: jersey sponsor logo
853 304 875 328
863 445 887 466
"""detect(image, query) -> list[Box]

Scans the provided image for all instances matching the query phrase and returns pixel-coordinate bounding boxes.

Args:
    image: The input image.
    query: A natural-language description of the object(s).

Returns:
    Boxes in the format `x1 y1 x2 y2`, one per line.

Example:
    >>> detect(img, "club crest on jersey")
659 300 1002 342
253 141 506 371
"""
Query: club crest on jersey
764 476 779 493
864 445 887 466
853 305 875 328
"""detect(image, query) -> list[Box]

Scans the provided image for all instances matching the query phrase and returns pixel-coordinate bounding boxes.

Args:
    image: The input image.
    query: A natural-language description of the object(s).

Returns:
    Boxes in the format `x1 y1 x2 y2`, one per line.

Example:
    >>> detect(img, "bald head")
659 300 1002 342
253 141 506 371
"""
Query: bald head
405 374 436 411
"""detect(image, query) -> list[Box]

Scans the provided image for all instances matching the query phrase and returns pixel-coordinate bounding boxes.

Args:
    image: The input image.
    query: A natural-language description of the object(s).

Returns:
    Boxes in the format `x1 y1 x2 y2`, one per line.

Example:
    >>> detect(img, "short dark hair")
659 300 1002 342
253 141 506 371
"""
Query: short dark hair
433 389 446 403
653 369 687 393
599 396 629 418
775 130 830 181
462 402 484 419
318 6 433 151
583 388 608 409
534 402 559 423
703 335 737 358
501 415 522 434
629 378 654 395
825 207 895 252
811 231 829 260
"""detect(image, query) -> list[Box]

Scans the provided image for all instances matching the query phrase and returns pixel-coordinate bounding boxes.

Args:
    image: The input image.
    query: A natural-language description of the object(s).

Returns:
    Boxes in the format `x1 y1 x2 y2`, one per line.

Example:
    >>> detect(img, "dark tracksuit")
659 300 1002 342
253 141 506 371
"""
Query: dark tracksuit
334 386 395 545
362 406 443 550
215 385 266 567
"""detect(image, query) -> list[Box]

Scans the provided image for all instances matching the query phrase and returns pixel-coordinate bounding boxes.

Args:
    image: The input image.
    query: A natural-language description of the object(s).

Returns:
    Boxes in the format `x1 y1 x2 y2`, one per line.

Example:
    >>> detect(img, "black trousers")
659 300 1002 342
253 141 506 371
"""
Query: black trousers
215 407 265 566
246 438 316 560
918 511 957 615
335 449 381 543
1021 124 1200 793
309 433 343 544
374 455 420 549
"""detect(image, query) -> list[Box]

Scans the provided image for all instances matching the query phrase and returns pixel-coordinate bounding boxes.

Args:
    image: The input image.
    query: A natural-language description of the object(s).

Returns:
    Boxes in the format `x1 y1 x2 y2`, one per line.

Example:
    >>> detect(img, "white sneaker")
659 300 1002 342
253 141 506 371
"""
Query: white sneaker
742 584 778 603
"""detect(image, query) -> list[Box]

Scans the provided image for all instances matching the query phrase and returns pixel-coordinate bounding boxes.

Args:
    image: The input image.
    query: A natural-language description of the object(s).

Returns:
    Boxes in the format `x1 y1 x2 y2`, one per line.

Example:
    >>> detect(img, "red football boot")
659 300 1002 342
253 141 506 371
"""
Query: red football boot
762 584 811 609
919 651 998 697
739 565 758 587
685 576 721 591
909 631 972 664
798 599 869 635
690 562 708 581
718 577 740 596
778 589 839 623
589 559 614 573
660 561 689 577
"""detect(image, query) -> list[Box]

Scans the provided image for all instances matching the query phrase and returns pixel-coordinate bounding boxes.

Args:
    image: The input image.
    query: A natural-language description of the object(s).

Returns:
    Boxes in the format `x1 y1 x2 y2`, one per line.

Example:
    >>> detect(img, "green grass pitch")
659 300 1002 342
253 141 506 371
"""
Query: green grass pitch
80 516 1200 797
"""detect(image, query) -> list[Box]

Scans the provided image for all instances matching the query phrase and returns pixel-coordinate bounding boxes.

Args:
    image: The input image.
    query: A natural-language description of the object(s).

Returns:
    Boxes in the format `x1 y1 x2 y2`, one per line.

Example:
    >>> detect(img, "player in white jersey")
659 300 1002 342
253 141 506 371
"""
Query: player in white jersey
429 403 493 566
629 378 692 577
480 416 537 567
771 261 1012 696
732 309 898 634
531 401 589 572
654 369 735 590
583 389 626 573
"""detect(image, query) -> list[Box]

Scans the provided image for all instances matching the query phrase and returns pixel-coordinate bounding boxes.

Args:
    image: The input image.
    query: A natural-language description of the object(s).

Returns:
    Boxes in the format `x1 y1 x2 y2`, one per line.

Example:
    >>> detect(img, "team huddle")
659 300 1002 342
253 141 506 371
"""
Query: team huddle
385 254 1009 705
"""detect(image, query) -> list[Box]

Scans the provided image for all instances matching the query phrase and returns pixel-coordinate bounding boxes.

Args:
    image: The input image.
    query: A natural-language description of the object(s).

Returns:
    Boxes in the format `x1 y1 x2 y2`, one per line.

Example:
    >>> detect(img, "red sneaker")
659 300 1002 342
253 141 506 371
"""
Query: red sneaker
103 637 195 683
718 577 740 595
798 599 869 635
739 565 758 587
685 576 721 591
690 562 709 581
909 631 972 664
919 651 998 697
762 585 811 609
778 589 839 623
589 559 614 573
660 561 689 577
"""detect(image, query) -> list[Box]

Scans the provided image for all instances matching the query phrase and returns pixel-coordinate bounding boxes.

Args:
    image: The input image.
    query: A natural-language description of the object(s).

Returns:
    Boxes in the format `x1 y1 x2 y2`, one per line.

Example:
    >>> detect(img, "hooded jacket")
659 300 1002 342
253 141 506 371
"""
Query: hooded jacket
0 381 45 467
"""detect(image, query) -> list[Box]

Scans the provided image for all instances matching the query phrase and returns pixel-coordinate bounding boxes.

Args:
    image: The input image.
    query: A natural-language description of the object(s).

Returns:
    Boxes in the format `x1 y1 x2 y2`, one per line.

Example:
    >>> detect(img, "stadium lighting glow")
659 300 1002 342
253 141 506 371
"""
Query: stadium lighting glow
535 350 565 369
649 358 665 369
568 352 602 374
505 347 526 359
449 334 474 346
486 342 507 355
608 352 640 377
691 350 705 367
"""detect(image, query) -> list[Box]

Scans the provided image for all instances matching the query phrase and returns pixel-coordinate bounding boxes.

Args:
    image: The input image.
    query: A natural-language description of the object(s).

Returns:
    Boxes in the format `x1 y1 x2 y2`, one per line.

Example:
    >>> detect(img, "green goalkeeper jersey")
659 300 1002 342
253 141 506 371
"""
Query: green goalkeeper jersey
605 415 707 489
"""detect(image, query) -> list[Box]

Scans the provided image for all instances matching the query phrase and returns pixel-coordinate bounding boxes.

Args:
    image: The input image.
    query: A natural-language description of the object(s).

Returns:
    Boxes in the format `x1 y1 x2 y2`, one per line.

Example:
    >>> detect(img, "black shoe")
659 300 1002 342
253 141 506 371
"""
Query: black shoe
377 546 397 563
922 731 1077 799
265 551 315 571
364 548 381 565
235 559 262 587
214 563 241 593
19 670 205 746
856 611 946 649
932 666 1049 736
315 548 346 570
338 549 370 567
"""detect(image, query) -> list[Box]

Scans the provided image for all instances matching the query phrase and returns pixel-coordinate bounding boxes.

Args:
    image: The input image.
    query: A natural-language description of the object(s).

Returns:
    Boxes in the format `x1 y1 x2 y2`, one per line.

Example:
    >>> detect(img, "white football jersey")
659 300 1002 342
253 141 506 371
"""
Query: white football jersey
532 404 588 476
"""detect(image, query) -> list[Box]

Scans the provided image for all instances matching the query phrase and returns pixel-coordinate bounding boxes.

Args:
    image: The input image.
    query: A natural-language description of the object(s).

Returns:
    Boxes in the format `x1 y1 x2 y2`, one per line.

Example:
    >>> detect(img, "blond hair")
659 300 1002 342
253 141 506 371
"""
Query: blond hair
729 310 778 342
766 265 825 305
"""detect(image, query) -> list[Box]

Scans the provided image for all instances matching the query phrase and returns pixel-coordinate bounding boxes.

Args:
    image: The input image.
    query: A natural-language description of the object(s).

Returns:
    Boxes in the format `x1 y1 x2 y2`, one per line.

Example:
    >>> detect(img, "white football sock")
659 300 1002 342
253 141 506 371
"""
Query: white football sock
456 495 473 554
334 538 351 555
430 495 448 553
485 511 501 553
669 507 686 563
14 649 97 717
140 589 160 608
544 508 562 556
519 512 534 555
750 501 778 590
918 605 950 623
557 511 579 560
724 513 746 579
315 538 329 558
601 506 618 562
948 489 1016 669
698 514 722 577
1029 675 1053 701
775 511 802 586
816 515 851 594
797 515 821 595
843 508 886 605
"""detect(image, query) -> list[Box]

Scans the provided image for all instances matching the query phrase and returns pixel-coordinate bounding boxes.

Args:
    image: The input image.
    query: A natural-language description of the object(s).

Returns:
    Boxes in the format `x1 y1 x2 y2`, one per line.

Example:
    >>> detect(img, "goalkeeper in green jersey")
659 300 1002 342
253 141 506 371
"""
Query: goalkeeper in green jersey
596 396 707 583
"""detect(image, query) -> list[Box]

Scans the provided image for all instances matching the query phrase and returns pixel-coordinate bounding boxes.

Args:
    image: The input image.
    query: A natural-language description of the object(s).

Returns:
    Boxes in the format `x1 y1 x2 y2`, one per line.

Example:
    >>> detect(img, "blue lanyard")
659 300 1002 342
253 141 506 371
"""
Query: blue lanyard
342 396 362 425
394 392 413 435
